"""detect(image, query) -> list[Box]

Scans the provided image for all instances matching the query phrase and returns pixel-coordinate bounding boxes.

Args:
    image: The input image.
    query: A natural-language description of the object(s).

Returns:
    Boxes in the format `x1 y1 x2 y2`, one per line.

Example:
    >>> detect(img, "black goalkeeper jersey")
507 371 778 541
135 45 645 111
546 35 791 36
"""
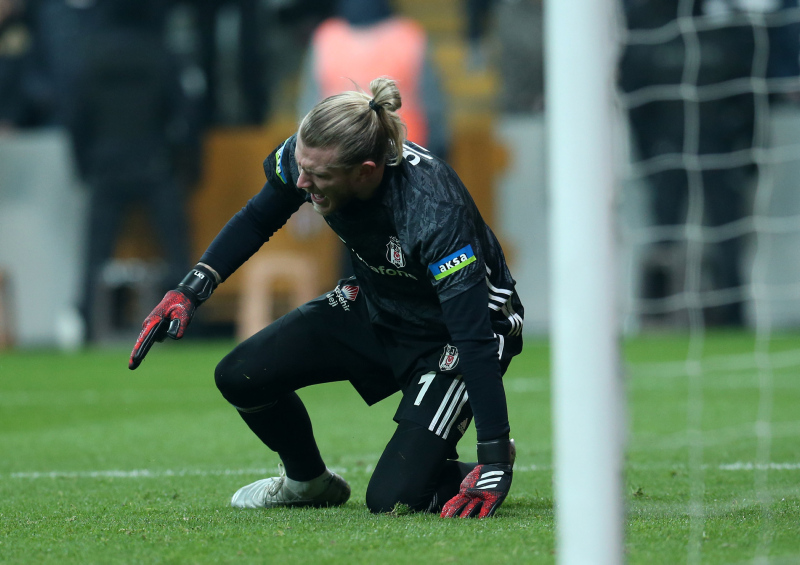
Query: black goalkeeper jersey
200 135 524 440
270 135 522 338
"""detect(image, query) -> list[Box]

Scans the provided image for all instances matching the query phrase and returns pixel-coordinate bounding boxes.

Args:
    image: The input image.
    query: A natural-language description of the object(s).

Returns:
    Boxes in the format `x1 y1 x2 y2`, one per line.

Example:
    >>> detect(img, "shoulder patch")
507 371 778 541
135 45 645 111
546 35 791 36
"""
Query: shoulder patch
275 139 289 184
429 245 476 281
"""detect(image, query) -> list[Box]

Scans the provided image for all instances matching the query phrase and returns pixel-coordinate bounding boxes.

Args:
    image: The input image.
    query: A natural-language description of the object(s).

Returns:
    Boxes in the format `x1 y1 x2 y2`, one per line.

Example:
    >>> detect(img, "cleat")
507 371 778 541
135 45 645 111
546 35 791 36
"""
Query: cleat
231 464 351 509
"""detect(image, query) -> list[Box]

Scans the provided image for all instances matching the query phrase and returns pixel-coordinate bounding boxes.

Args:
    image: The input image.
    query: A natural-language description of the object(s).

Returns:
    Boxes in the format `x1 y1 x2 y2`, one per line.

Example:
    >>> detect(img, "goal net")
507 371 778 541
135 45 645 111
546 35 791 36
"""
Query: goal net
617 0 800 562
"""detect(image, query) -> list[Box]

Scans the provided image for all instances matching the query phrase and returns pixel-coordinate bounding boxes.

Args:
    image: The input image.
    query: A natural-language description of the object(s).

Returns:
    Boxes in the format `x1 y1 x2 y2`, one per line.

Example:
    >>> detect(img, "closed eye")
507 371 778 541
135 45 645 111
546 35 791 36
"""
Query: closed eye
299 165 330 180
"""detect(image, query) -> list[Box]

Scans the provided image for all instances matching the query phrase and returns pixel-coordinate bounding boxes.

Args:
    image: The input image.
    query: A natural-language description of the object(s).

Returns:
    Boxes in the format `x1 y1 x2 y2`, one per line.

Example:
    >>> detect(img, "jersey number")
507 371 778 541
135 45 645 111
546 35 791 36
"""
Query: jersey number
414 372 436 405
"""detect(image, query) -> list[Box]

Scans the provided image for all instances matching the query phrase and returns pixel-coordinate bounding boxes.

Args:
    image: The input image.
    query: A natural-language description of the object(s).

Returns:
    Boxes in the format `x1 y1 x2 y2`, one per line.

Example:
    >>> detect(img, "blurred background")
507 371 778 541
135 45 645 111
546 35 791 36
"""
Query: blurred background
1 0 800 350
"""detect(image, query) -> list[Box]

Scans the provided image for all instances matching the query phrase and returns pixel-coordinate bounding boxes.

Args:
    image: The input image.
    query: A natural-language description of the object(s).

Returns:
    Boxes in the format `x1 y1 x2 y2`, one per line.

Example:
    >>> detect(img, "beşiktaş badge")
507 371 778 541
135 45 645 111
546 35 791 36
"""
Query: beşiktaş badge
439 344 459 371
386 236 406 268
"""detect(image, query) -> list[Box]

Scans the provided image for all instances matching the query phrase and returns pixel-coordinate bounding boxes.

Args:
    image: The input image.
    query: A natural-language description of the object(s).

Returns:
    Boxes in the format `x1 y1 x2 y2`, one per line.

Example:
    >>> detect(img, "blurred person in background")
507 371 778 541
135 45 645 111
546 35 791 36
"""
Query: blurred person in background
69 0 195 341
297 0 450 278
259 0 333 120
171 0 267 126
0 0 44 130
491 0 543 115
463 0 493 71
461 0 544 111
26 0 107 126
297 0 450 161
619 0 786 326
129 77 523 518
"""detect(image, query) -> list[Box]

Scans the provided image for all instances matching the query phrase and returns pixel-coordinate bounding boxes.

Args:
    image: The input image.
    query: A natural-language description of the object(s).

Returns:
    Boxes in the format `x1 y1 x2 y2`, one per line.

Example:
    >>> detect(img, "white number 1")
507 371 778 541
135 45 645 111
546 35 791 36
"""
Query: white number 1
414 372 436 406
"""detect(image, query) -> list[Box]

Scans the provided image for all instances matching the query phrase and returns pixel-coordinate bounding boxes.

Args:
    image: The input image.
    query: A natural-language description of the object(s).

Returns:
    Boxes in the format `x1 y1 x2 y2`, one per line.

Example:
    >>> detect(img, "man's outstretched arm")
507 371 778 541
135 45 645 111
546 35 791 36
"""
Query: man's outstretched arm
129 180 304 368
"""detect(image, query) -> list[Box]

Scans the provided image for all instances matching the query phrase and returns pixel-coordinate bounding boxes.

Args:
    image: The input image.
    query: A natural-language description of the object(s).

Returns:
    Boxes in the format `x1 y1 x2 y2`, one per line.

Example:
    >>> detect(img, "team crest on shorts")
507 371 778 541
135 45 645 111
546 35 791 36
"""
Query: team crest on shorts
386 236 406 268
439 344 459 371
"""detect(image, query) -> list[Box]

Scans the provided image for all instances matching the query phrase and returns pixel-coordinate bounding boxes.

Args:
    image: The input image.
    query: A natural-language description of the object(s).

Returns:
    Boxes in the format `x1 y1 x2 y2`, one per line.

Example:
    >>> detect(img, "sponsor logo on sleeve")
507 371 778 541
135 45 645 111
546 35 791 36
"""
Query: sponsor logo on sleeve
428 245 476 281
439 344 459 371
275 139 288 184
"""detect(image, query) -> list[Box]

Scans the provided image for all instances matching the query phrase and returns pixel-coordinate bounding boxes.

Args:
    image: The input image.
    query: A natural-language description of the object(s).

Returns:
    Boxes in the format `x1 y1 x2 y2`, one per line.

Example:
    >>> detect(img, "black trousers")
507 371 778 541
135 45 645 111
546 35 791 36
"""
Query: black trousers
81 178 192 340
214 279 518 513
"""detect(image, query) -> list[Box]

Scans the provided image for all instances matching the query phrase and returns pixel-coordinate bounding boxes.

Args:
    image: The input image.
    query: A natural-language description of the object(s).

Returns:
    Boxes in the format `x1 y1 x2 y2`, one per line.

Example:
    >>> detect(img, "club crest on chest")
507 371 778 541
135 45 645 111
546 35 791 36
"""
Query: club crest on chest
386 236 406 268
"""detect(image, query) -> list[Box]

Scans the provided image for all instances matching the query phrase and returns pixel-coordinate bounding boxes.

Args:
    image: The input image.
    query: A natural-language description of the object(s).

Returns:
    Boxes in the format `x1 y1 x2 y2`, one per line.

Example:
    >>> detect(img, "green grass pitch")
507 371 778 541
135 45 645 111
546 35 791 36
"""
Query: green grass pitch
1 333 799 564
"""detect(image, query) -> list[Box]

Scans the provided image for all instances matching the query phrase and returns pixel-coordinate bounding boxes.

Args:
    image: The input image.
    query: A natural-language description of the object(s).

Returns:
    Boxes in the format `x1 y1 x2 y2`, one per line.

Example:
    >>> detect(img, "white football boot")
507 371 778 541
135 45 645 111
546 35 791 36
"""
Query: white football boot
231 464 351 509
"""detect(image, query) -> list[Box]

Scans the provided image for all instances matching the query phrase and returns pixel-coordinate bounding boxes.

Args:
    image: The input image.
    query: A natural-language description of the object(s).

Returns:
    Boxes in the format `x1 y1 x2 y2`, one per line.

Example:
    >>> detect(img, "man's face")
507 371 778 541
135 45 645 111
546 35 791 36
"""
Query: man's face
295 138 361 216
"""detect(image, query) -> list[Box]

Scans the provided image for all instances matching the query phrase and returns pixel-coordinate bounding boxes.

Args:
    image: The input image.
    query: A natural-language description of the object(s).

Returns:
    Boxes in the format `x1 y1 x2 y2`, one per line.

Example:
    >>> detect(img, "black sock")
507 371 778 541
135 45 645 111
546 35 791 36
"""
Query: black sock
237 392 327 481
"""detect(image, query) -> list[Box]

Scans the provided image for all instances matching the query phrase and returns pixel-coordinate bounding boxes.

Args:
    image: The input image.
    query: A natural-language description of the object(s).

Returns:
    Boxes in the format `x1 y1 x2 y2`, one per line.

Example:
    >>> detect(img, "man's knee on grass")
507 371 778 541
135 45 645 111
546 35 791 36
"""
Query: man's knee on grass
365 478 435 514
215 353 277 409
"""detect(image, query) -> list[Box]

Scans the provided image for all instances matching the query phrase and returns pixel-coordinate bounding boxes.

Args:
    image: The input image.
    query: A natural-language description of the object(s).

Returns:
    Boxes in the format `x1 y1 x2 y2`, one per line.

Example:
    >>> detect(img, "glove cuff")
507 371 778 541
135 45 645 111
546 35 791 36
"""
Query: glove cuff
477 437 515 466
177 264 217 304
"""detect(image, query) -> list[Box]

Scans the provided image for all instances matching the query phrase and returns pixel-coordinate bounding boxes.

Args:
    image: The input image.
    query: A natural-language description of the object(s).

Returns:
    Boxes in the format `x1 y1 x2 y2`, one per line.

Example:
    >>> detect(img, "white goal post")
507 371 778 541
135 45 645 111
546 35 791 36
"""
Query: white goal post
545 1 625 563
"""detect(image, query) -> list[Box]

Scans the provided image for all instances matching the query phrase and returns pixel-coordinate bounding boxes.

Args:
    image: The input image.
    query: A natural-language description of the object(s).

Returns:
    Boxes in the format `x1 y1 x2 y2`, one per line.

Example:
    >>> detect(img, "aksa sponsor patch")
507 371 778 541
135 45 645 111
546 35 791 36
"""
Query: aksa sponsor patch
429 245 476 281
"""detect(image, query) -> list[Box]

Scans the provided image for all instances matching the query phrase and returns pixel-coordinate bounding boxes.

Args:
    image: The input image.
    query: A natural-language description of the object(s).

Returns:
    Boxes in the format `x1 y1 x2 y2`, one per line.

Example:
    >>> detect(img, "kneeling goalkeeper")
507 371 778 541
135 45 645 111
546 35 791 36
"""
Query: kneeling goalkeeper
129 77 524 518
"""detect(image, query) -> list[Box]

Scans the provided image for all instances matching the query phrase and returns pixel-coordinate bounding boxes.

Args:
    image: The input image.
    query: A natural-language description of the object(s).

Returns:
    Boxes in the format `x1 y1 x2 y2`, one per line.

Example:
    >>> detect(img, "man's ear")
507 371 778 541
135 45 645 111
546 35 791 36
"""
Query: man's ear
352 160 384 199
357 160 378 180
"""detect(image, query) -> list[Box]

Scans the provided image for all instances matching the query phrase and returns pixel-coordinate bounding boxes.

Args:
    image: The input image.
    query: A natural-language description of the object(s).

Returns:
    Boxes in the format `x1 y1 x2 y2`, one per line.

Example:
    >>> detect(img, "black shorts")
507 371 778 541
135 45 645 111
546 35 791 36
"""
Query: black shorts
257 278 522 445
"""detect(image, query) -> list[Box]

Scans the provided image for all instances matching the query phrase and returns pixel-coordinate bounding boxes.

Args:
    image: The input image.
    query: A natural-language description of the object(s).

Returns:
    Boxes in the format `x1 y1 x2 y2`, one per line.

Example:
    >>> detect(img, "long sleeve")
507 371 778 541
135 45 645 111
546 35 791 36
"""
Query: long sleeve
439 279 509 441
199 181 305 281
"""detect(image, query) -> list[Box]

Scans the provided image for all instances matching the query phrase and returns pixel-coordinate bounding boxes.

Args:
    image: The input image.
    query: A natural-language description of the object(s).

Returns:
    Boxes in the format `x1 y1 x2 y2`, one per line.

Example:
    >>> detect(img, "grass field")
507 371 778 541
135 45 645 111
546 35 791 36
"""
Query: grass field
1 333 799 564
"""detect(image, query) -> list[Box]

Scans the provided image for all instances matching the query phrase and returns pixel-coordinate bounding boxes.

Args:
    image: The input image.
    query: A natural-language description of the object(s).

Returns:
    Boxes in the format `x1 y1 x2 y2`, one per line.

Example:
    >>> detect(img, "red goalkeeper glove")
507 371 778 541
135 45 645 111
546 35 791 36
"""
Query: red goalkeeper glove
441 438 515 519
128 265 217 370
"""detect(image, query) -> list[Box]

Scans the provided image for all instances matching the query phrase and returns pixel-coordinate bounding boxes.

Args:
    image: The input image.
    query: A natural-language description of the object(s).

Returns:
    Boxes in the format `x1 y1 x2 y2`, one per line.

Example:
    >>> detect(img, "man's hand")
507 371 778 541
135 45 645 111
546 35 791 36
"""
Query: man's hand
440 463 513 518
129 290 195 370
128 264 218 370
441 437 515 518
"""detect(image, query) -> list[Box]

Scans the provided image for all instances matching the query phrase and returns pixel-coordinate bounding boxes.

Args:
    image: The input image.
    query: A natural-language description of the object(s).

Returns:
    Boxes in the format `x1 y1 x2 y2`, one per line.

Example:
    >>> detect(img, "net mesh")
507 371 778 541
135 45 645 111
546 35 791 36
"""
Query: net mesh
617 1 800 561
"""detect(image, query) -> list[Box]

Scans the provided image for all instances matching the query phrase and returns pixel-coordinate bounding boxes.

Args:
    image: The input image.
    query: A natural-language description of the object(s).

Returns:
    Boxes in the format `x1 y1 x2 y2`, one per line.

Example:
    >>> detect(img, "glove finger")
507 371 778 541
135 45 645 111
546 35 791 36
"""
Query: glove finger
129 318 168 370
166 318 182 340
477 494 506 518
458 498 481 519
440 496 469 518
165 303 193 340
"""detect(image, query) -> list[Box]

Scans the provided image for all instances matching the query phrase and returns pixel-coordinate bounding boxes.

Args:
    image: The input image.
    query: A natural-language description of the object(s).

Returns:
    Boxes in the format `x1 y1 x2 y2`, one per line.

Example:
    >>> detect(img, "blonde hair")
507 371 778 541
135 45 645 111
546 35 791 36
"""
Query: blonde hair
298 77 407 167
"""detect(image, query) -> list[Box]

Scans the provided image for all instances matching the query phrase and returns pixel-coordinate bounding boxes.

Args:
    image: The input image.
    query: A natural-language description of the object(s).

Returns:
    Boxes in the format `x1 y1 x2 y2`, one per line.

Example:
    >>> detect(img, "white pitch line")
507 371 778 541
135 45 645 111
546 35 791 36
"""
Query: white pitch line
6 468 275 480
716 462 800 471
4 462 800 480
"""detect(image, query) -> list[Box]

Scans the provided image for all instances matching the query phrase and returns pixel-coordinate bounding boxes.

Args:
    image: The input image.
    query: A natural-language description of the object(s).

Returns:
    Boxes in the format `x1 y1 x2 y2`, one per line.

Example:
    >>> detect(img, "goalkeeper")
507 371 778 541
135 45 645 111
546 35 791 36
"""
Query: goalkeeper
129 77 524 518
